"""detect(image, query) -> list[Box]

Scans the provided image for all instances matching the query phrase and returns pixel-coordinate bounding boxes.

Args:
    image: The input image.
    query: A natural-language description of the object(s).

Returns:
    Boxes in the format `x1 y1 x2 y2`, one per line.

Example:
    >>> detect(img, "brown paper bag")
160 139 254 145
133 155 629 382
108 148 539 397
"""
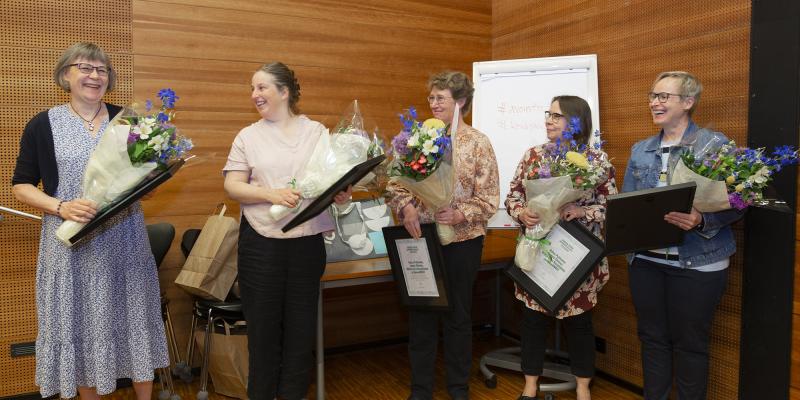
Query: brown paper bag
195 322 249 399
175 204 239 300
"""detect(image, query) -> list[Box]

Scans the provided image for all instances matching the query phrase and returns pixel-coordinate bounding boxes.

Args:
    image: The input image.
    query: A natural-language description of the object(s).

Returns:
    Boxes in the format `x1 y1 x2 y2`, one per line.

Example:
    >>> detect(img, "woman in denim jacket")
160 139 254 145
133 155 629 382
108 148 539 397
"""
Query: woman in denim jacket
621 71 744 400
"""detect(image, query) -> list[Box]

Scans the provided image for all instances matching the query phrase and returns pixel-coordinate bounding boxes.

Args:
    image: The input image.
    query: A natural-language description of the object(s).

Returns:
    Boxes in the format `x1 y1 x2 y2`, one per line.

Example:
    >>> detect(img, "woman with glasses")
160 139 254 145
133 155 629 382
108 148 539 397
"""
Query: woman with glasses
11 43 168 399
386 71 499 400
506 95 616 400
622 71 743 400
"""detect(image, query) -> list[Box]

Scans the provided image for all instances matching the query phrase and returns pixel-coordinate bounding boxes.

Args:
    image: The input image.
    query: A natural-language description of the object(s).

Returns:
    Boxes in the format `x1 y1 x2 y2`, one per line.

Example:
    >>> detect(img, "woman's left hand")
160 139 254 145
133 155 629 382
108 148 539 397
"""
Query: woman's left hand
664 207 703 231
560 203 585 221
435 207 465 225
333 185 353 205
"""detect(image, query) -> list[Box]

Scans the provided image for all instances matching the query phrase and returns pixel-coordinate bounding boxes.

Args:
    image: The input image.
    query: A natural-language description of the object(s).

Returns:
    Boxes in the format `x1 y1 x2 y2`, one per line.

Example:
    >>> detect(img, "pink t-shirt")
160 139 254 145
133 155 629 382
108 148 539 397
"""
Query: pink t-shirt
223 115 334 238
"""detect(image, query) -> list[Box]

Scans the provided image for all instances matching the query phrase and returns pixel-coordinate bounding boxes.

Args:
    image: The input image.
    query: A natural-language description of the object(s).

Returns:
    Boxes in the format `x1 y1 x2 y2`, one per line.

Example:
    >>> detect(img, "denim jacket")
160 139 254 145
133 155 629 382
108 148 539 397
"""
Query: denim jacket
621 121 745 268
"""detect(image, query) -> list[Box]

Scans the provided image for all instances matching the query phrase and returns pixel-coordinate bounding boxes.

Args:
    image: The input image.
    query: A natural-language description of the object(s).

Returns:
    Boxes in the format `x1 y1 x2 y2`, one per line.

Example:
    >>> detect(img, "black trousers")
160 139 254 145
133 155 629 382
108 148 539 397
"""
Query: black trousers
628 257 727 400
520 307 595 378
237 217 326 400
408 236 484 400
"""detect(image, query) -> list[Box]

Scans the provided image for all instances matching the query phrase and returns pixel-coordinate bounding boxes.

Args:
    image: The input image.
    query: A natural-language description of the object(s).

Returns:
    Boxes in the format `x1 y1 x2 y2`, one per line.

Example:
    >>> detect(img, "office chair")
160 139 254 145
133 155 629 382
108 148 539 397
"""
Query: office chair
146 222 182 400
179 228 246 400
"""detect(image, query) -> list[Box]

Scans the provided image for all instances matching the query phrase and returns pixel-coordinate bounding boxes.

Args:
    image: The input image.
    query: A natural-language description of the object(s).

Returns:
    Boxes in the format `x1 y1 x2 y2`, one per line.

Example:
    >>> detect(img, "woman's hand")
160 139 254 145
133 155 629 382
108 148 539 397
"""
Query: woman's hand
559 203 586 221
664 207 703 231
333 185 353 205
268 188 301 208
402 203 422 239
435 207 465 226
518 208 540 228
59 199 97 223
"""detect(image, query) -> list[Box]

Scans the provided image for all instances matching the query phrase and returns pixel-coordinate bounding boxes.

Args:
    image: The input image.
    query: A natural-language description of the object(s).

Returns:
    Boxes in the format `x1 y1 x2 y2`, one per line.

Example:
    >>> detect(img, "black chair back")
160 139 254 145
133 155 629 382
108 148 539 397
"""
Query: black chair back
181 228 202 258
147 223 176 268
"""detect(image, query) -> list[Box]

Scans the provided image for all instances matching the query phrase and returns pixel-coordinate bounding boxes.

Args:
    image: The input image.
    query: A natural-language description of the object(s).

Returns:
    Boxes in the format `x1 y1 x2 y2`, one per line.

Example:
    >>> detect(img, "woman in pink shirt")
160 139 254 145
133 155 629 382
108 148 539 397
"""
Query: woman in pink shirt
223 62 351 400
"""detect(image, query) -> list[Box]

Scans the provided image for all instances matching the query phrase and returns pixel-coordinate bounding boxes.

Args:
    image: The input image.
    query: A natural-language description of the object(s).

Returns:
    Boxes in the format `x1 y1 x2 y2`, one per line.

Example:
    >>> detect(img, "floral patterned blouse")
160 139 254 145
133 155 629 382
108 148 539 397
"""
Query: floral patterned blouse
505 145 617 318
386 125 500 243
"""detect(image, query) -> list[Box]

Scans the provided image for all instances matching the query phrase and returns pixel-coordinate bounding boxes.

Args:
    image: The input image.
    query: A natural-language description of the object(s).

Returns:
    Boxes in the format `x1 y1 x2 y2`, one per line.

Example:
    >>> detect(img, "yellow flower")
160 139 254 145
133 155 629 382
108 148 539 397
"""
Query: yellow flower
735 184 744 192
566 151 590 169
725 175 735 185
422 118 446 130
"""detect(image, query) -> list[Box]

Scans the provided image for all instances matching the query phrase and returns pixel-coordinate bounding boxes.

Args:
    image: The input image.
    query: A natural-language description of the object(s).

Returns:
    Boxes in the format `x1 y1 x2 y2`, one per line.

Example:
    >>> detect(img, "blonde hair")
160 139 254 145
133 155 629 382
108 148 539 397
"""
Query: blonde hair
653 71 702 115
53 42 116 92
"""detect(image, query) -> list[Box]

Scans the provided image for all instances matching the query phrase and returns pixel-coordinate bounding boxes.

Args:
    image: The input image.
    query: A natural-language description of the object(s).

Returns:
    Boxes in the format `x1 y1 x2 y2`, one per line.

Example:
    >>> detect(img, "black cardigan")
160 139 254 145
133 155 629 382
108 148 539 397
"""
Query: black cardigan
12 103 123 196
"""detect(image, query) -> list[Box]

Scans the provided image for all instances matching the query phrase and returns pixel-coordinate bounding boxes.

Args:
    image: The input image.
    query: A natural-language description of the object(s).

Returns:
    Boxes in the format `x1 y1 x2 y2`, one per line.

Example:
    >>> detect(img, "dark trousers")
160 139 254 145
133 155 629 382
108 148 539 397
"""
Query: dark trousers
237 217 326 400
520 307 595 378
628 257 727 400
408 236 484 400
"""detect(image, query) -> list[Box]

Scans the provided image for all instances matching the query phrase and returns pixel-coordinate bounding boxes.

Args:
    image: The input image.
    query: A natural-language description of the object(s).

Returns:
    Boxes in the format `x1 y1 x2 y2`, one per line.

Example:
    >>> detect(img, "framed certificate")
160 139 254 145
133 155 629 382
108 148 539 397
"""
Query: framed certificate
506 219 605 315
67 159 185 246
282 154 387 233
604 181 696 255
382 223 450 310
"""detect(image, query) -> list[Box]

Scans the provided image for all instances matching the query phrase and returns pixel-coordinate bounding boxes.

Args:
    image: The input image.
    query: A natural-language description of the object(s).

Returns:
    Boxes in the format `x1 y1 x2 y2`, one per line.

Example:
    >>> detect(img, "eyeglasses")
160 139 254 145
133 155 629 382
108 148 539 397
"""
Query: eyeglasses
544 111 565 121
648 92 686 103
427 95 453 105
67 63 109 77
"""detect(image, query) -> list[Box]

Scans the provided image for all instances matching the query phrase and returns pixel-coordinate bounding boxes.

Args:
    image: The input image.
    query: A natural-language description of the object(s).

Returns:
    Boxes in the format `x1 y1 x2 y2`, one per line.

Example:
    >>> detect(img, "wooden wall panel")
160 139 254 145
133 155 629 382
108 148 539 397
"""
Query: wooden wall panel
792 176 800 399
493 1 750 398
133 0 493 366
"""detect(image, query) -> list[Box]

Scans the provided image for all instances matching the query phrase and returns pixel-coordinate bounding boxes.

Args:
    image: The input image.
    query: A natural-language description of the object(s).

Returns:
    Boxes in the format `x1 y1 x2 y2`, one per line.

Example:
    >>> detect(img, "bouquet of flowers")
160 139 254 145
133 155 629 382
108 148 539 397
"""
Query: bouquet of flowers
673 138 799 211
388 106 456 244
55 88 193 245
515 118 611 271
268 100 371 220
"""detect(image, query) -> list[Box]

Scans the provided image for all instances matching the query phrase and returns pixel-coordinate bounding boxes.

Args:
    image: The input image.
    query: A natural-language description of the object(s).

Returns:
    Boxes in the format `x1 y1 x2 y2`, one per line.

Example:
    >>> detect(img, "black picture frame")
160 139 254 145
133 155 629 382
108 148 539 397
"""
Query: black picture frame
281 154 386 233
506 219 605 315
382 223 450 311
604 181 697 255
67 159 185 246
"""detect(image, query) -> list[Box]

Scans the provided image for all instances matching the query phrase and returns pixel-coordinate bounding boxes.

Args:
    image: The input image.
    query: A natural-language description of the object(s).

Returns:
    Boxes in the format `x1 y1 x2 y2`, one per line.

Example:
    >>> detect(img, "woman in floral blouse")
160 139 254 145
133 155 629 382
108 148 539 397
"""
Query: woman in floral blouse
386 71 499 400
505 95 616 400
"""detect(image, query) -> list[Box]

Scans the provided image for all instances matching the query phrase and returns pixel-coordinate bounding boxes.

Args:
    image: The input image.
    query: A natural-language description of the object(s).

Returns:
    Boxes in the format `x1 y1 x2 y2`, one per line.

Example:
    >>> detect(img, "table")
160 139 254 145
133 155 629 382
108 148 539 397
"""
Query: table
314 257 508 400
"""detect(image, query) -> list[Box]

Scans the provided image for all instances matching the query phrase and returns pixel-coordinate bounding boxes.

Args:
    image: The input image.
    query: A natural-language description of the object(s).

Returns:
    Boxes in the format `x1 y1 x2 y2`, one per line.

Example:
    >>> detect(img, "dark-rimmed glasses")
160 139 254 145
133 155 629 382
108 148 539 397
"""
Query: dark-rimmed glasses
648 92 685 103
67 63 109 77
544 111 565 121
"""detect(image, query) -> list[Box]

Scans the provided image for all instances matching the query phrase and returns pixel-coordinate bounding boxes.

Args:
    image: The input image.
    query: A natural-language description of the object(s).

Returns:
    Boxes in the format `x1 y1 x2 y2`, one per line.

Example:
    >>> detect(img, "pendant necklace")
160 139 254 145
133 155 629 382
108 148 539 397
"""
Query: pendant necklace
69 102 102 132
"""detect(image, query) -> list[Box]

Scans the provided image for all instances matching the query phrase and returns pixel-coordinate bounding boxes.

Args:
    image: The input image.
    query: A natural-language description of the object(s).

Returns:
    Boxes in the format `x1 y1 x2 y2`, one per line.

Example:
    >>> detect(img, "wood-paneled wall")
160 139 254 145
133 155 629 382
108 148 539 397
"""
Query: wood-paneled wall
492 1 751 398
132 0 494 366
792 179 800 399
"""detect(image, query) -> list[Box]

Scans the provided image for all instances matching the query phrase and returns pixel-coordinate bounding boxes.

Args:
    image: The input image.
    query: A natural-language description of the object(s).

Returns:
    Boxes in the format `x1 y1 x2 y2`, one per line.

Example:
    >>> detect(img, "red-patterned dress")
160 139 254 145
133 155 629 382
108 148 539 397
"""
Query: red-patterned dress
505 145 617 318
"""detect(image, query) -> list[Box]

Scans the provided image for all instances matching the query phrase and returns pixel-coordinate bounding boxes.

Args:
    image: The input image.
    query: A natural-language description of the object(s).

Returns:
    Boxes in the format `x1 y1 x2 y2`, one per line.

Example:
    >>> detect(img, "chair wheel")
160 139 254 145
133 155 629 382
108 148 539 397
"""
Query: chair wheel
170 395 181 400
197 391 209 400
544 394 555 400
158 390 171 400
180 372 193 383
484 375 497 388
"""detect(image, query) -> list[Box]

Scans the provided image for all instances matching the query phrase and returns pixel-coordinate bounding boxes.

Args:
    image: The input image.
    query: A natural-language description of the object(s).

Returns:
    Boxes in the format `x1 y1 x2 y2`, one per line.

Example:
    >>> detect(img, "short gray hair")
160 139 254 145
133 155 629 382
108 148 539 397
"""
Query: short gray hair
428 71 475 115
53 42 116 92
652 71 702 115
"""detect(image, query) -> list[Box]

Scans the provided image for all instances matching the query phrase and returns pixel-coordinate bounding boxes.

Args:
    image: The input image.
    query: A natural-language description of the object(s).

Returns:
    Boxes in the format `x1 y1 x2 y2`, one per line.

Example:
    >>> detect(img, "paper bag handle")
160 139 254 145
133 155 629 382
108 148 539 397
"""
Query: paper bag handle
212 202 227 217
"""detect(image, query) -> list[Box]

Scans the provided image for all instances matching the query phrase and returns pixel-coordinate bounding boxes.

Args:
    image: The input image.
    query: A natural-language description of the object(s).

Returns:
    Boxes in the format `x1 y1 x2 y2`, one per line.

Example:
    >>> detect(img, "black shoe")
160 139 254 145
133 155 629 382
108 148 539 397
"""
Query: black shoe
518 395 540 400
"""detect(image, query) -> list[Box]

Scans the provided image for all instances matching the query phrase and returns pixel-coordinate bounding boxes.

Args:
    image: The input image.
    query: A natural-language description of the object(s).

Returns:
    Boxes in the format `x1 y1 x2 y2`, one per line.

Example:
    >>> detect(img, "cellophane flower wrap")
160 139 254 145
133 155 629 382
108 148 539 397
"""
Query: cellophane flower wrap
673 137 799 211
515 119 611 271
268 100 371 220
387 106 457 245
55 88 193 245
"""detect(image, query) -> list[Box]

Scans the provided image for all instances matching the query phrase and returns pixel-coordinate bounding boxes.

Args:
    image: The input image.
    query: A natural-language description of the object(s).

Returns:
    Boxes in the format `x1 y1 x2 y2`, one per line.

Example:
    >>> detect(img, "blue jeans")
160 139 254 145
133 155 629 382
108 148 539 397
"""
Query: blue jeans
628 257 727 400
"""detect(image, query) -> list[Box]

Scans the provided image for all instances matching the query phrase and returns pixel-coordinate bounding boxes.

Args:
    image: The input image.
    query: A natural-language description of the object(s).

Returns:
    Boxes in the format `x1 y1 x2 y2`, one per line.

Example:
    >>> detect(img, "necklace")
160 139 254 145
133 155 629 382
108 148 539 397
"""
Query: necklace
69 102 103 132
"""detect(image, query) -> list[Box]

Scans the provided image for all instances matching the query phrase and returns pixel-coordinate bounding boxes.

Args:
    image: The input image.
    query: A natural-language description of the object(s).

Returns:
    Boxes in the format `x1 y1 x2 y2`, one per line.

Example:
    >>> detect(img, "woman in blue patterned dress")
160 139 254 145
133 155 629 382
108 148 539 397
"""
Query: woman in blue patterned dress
11 42 168 399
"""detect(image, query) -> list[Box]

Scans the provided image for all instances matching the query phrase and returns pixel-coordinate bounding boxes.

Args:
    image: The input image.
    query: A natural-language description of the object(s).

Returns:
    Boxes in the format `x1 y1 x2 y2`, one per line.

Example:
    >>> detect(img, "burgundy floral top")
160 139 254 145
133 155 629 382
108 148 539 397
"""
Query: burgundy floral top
505 145 617 318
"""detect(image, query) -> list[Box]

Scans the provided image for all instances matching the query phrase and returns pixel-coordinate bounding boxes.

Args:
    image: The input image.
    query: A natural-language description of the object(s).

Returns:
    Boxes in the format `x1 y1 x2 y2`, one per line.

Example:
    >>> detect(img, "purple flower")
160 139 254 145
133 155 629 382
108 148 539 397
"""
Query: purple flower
391 130 411 157
728 193 749 210
145 100 153 112
538 164 551 178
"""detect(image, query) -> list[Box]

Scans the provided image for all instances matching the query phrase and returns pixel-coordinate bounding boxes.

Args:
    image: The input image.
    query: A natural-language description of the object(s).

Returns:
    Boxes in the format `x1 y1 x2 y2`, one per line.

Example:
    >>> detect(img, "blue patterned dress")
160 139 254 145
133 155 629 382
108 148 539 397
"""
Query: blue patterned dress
34 105 169 398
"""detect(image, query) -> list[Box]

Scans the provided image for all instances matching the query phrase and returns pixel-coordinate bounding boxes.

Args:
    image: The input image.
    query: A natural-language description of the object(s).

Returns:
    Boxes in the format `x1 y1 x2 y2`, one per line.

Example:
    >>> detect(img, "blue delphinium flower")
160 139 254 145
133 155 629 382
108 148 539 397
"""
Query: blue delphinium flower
145 100 153 112
156 112 169 123
158 88 179 108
